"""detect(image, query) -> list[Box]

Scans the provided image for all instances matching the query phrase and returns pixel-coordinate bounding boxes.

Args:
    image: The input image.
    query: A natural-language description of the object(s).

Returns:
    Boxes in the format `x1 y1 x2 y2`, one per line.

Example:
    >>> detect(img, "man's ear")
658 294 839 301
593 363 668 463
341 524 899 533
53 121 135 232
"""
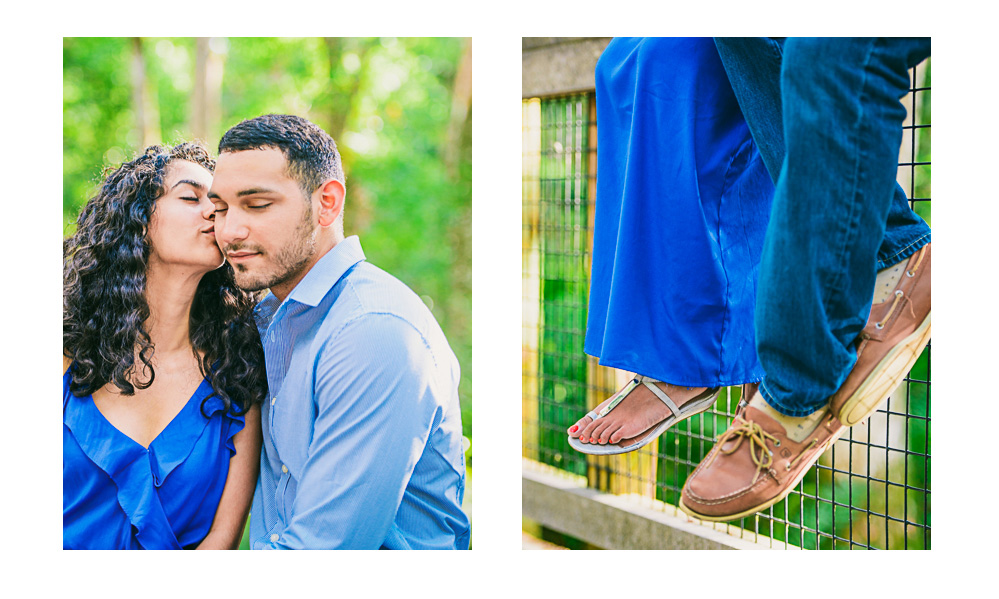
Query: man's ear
316 179 345 227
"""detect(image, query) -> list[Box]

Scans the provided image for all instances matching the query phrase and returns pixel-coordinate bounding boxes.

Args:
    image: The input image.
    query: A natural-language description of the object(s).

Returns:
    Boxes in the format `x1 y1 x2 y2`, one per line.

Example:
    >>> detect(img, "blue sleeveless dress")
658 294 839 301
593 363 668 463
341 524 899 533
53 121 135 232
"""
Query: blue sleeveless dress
584 37 775 387
63 368 246 549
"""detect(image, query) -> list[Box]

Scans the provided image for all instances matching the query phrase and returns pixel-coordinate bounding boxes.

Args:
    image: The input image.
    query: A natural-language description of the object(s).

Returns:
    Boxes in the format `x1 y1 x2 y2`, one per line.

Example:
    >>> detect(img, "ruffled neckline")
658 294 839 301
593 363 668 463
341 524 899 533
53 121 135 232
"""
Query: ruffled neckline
63 368 243 549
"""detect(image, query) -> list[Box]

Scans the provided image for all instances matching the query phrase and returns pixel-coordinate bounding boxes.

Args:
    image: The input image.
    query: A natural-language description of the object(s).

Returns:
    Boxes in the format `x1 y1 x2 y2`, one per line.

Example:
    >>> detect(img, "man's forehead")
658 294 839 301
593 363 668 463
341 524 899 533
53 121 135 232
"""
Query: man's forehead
212 148 293 193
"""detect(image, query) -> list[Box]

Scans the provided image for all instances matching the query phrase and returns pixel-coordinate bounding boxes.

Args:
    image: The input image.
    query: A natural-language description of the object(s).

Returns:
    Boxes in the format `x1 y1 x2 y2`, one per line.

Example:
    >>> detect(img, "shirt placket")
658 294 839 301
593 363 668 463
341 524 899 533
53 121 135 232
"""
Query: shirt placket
263 303 299 538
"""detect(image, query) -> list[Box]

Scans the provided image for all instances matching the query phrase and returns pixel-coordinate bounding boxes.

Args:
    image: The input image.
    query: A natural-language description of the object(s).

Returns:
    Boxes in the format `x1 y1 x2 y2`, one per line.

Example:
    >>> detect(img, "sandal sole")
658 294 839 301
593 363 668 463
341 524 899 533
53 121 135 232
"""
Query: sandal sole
567 388 720 456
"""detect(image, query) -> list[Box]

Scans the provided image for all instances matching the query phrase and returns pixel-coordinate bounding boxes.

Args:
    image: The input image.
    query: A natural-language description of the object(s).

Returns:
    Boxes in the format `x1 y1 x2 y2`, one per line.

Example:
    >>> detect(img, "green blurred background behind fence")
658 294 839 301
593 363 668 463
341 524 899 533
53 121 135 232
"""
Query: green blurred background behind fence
63 37 473 548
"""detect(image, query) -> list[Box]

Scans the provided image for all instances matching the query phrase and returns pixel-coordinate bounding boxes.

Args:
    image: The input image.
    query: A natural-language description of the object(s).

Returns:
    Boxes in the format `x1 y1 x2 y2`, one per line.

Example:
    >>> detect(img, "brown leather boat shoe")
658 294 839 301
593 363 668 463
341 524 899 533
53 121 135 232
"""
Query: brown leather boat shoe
830 242 931 426
679 405 845 521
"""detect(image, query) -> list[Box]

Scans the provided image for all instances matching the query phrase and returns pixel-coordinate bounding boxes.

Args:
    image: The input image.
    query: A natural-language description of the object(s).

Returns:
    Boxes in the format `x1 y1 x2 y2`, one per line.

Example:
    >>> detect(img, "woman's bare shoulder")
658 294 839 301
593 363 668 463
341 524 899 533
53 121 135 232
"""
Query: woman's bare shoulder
63 356 72 374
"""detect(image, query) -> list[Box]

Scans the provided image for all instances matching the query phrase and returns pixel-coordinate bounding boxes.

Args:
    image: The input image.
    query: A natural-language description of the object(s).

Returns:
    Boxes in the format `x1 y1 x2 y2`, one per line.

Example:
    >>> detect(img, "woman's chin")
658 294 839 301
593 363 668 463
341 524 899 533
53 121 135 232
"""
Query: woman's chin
189 252 228 274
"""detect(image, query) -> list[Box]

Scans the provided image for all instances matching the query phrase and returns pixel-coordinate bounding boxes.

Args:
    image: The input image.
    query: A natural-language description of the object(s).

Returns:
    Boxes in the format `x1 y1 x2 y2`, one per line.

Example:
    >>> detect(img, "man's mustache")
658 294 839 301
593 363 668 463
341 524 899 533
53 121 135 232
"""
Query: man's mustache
222 242 266 255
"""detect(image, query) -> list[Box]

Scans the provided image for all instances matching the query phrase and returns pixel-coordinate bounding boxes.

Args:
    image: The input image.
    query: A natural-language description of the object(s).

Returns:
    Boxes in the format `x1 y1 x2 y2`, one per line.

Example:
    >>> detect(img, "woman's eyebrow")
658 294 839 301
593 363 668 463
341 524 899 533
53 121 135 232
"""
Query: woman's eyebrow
171 179 207 191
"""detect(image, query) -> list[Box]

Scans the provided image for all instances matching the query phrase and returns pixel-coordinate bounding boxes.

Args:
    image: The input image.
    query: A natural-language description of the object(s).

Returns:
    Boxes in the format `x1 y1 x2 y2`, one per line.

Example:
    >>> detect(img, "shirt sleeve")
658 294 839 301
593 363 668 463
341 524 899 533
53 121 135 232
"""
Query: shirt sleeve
264 312 444 549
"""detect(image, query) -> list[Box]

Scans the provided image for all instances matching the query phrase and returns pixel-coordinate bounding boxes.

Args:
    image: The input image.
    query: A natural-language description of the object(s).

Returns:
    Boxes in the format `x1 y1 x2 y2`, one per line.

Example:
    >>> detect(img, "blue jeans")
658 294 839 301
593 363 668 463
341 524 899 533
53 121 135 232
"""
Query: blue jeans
713 37 931 416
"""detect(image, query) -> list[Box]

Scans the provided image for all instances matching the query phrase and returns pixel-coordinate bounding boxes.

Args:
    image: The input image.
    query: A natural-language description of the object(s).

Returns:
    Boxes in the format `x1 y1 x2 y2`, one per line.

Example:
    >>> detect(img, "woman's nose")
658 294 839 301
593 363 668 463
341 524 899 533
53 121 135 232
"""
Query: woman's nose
200 196 215 221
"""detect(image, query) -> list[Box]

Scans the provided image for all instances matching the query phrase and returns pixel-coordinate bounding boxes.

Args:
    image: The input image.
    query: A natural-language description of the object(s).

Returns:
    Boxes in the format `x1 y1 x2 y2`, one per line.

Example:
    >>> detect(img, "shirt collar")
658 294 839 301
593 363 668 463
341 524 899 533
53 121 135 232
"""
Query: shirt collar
258 235 366 311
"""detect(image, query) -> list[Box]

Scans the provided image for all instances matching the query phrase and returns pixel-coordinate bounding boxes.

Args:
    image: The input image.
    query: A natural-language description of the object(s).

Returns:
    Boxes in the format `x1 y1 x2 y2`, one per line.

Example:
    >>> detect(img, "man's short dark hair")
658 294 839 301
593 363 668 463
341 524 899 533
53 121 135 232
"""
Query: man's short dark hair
218 114 345 196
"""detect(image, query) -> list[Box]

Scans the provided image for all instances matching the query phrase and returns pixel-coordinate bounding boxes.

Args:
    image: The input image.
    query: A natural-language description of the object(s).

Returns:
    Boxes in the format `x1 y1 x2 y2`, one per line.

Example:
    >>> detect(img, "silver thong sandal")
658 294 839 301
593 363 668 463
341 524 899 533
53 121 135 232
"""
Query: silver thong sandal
568 375 720 456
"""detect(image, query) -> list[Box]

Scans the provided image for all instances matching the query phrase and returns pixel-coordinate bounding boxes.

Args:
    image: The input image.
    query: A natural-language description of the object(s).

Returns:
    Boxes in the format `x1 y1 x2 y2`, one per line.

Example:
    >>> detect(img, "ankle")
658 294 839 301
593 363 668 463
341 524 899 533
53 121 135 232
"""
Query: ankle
748 393 829 443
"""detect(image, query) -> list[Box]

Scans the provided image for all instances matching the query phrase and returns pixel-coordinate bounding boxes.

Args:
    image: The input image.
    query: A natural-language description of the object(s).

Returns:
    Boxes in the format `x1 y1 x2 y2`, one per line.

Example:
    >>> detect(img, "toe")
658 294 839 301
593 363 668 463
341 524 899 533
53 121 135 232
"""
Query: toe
608 425 628 444
591 420 612 444
568 415 592 438
578 419 602 443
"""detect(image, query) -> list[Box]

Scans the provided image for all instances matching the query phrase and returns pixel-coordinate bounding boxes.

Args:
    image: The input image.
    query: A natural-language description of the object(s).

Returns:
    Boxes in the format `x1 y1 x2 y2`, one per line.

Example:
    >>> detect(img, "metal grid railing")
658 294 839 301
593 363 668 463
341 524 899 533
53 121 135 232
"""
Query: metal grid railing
522 60 931 550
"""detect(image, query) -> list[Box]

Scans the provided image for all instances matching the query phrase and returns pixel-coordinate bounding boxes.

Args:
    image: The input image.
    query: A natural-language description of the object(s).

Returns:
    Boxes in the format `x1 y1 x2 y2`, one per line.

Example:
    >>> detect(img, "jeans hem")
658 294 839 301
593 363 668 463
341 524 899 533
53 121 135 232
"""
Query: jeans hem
876 233 930 271
758 380 830 417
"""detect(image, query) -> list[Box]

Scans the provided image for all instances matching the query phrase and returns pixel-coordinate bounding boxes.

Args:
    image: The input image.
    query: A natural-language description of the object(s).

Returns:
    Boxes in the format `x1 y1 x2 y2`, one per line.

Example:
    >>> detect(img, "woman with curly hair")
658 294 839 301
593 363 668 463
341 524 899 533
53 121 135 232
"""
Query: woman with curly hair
63 142 267 549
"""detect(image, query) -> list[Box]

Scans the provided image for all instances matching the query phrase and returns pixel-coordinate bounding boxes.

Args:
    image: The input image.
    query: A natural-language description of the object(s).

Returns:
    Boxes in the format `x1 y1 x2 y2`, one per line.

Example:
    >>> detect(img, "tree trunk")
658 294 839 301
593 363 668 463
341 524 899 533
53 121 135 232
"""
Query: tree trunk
130 37 161 148
323 37 374 142
193 37 225 145
445 39 472 178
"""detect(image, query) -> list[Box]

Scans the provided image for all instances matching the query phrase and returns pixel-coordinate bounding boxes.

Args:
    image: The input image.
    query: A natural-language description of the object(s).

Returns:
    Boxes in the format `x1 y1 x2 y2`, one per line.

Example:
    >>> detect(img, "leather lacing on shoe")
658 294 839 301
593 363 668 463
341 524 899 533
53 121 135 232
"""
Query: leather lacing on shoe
875 289 904 329
906 244 928 278
875 244 927 330
706 416 831 483
704 418 778 484
786 439 818 470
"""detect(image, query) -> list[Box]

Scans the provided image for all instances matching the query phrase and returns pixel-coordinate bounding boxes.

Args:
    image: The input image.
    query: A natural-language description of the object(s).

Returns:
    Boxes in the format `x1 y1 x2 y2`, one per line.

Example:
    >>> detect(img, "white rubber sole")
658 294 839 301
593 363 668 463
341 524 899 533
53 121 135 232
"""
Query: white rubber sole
836 311 931 426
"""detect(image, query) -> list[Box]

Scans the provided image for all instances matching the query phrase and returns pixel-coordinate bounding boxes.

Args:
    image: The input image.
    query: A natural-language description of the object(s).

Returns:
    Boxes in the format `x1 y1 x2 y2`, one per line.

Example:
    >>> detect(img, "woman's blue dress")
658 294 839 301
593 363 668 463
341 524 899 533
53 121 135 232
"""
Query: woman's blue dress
63 368 245 549
584 37 775 387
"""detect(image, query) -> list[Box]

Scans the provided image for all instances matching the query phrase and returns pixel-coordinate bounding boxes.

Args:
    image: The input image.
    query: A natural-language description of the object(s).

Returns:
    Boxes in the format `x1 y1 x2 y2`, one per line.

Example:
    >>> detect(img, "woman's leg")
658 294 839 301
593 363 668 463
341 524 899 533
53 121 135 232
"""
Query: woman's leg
572 37 772 448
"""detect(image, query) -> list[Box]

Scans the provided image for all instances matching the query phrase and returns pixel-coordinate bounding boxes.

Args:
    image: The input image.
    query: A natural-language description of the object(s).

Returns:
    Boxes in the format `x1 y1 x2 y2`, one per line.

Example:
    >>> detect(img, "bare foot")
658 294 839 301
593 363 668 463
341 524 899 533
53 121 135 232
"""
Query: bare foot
567 378 710 446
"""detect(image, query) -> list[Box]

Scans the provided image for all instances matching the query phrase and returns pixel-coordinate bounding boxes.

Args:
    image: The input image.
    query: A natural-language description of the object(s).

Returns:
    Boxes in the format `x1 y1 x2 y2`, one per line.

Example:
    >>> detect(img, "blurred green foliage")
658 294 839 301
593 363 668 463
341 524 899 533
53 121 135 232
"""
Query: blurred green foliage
64 37 472 444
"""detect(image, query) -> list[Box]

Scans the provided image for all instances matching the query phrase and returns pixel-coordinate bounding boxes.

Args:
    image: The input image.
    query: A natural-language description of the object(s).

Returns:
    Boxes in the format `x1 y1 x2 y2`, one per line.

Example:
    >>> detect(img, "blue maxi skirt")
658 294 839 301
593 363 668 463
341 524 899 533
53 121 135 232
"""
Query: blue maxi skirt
584 37 775 387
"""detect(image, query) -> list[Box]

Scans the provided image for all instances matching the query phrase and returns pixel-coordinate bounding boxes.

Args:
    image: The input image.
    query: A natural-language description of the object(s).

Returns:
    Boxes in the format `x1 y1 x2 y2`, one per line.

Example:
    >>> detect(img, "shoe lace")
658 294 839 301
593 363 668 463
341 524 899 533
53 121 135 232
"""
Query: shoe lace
705 418 779 484
875 289 904 329
906 244 927 278
876 244 927 330
786 438 819 470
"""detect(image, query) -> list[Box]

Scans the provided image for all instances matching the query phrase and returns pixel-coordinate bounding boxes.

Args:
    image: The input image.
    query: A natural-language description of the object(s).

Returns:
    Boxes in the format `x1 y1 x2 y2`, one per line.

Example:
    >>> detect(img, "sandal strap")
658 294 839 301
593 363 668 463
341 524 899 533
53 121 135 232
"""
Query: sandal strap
637 375 680 417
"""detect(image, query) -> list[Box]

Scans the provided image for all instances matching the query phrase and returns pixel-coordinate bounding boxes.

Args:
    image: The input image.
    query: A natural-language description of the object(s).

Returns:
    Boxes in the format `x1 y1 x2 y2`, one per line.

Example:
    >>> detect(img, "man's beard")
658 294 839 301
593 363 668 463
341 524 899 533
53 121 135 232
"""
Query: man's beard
227 206 318 292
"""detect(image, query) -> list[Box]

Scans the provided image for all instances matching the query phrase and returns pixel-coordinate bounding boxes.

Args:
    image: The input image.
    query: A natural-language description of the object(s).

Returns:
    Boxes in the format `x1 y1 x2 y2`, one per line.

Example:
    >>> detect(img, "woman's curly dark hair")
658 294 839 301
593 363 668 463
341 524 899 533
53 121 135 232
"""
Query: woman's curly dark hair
63 142 267 415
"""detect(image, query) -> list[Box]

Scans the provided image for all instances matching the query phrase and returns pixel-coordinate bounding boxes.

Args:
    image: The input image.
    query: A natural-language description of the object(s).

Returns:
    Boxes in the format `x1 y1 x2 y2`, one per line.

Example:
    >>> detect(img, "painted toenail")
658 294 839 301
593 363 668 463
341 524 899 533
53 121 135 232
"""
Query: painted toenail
569 425 578 433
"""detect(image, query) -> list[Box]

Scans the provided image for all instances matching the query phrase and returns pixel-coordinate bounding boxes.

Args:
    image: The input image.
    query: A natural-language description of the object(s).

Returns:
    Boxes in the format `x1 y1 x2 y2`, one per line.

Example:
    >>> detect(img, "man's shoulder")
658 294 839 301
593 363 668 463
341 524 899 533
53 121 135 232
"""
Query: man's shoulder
334 262 437 331
317 261 455 366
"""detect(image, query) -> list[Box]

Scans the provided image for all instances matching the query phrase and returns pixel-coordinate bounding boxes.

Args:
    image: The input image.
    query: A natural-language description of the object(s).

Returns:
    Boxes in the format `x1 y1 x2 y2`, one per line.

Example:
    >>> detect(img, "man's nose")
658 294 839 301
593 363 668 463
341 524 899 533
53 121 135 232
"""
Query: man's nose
215 209 249 245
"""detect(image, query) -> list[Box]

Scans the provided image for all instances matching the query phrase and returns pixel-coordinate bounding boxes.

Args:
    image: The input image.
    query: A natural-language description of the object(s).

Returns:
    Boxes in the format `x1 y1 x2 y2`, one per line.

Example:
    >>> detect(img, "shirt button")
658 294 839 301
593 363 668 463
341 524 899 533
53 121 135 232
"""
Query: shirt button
281 464 289 473
271 397 277 405
270 534 279 542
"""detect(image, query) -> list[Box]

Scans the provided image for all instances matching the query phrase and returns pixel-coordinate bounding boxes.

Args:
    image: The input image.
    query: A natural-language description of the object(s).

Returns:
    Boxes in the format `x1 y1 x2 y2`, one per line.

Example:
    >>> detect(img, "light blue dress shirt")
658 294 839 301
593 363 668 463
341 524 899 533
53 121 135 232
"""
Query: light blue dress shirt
248 236 470 549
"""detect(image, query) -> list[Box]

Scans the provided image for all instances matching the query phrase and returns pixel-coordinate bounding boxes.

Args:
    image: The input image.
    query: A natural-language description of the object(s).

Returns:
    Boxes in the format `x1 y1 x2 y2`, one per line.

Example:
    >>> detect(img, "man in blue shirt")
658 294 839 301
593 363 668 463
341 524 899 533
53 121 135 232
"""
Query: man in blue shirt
209 114 470 549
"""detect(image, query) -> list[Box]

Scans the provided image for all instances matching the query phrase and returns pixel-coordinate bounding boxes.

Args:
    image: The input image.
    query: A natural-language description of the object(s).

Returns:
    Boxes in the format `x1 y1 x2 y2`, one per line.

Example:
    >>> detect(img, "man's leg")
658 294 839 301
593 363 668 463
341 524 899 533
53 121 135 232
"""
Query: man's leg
714 36 931 415
681 37 931 521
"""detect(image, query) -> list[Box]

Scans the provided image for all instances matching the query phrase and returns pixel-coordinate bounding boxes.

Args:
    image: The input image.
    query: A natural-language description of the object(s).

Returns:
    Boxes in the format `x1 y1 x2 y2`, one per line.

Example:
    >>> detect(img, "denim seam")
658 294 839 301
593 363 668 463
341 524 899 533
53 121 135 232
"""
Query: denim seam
822 39 877 314
767 38 784 60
